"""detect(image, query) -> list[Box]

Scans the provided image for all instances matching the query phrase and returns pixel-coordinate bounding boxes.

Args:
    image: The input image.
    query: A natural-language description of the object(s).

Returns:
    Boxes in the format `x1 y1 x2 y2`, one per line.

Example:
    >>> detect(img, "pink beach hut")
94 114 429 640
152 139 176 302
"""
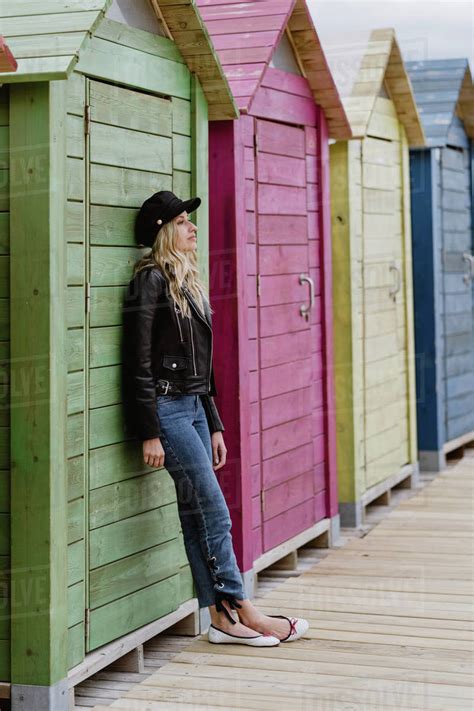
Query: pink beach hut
187 0 351 588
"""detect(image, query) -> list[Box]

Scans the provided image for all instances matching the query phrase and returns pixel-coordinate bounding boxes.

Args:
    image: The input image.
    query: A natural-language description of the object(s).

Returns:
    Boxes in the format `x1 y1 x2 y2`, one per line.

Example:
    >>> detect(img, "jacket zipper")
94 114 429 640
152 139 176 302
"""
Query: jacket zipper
189 317 198 375
182 286 212 388
174 304 184 343
208 330 213 393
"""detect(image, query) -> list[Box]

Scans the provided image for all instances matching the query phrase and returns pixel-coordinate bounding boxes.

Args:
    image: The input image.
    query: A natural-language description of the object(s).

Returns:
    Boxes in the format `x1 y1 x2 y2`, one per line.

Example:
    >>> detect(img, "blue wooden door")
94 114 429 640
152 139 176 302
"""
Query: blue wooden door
440 142 474 441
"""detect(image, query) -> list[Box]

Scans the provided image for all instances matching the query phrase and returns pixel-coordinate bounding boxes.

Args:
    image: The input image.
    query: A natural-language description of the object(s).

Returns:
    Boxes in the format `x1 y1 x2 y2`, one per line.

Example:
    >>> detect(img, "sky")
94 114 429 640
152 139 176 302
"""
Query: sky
309 1 473 95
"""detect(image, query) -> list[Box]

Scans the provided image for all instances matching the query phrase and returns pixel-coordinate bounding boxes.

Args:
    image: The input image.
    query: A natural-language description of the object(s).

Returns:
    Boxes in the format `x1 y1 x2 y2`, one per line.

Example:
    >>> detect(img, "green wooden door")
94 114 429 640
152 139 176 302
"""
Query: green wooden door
361 97 411 489
66 73 194 662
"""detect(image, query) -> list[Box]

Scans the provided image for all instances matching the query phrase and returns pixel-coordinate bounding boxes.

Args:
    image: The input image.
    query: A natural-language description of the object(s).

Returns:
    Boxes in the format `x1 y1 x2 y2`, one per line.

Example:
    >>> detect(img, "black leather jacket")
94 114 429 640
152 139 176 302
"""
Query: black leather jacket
121 264 225 441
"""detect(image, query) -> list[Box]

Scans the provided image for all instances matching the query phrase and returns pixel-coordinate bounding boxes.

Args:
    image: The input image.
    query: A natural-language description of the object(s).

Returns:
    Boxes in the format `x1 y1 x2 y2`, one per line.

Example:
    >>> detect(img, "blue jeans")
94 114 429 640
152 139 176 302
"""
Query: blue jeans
156 393 247 609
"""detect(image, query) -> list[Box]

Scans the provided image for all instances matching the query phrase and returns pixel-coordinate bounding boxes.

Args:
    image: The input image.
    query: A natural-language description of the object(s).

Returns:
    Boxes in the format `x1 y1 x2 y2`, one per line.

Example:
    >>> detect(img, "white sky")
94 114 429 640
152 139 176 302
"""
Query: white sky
309 1 473 96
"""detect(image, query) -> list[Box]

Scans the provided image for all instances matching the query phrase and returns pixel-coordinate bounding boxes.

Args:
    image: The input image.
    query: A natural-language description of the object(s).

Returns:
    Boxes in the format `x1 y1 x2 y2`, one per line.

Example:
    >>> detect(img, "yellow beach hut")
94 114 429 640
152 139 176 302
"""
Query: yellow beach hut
329 29 426 526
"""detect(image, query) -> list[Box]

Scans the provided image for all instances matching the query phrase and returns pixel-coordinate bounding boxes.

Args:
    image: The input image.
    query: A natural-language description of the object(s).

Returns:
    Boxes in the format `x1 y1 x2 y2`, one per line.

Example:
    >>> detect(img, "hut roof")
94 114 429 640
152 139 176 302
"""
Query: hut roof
0 0 237 120
343 28 426 147
0 0 113 81
406 58 474 147
194 0 351 140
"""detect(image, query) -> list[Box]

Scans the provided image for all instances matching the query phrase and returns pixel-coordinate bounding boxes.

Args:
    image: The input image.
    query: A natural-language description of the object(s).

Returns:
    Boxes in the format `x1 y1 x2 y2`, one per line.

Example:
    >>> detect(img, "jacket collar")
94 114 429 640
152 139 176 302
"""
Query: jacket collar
182 285 212 330
148 265 211 329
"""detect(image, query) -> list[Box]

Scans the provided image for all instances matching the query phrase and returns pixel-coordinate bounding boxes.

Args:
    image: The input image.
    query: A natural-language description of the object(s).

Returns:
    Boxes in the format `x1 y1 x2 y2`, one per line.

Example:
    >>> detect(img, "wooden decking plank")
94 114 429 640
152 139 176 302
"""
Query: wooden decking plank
184 639 471 673
169 649 471 685
137 664 474 701
301 573 473 594
89 453 474 711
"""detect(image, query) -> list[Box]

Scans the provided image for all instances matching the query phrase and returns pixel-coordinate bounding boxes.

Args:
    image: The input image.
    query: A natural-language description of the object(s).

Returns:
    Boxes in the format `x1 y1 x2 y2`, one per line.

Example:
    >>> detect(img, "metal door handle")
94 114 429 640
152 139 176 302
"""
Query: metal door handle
462 252 474 285
299 274 315 321
389 263 401 301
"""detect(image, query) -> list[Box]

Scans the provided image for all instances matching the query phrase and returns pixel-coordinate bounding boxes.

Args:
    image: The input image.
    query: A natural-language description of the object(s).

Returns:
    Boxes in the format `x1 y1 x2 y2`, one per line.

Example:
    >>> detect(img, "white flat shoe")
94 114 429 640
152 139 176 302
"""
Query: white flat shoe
208 624 280 647
268 614 309 642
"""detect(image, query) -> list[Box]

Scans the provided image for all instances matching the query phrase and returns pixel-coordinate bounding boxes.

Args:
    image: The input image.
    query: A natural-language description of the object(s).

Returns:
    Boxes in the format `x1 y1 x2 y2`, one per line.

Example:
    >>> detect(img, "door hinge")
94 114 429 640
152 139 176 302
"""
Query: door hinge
84 104 91 136
260 489 265 512
85 282 91 314
256 273 261 298
85 607 90 641
253 132 258 156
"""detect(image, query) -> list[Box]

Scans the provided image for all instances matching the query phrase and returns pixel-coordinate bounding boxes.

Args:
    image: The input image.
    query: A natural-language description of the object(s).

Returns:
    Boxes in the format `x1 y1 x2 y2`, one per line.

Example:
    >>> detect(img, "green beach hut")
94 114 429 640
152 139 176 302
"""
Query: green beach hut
0 1 237 708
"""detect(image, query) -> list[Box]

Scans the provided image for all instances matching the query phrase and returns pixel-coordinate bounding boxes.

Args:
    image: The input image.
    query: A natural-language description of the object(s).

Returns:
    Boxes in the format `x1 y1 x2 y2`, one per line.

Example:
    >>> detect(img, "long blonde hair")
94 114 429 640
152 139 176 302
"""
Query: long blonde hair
133 217 212 319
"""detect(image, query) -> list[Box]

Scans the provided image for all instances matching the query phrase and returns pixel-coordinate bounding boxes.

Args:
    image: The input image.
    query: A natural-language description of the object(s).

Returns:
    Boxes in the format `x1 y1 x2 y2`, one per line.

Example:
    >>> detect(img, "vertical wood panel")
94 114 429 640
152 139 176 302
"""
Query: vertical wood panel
316 107 338 518
191 75 209 288
10 80 69 685
399 124 419 464
409 148 445 454
0 86 9 675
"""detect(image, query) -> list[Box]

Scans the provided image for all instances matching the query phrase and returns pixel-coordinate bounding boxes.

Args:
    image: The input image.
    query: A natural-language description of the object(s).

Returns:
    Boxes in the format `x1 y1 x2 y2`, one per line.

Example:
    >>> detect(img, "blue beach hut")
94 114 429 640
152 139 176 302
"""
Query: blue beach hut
407 59 474 470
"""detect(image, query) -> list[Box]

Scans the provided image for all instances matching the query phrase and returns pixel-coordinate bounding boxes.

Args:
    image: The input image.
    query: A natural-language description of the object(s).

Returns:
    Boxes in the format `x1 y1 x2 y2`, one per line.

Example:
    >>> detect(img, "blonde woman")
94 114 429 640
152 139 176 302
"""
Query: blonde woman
122 190 308 646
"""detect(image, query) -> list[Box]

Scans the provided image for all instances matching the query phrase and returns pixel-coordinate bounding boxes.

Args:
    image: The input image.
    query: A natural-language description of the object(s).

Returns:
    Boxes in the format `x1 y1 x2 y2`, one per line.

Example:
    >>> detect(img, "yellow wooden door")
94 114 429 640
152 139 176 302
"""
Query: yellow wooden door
361 97 410 488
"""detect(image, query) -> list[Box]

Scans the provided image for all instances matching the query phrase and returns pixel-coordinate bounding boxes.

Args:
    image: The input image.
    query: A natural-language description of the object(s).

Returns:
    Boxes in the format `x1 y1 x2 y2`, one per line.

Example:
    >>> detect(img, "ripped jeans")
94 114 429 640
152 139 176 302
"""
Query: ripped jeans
156 393 247 609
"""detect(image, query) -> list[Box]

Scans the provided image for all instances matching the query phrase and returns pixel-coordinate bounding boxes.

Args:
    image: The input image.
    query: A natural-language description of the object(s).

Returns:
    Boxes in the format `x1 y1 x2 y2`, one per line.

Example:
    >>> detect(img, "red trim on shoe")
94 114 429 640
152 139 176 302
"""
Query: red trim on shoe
268 614 298 641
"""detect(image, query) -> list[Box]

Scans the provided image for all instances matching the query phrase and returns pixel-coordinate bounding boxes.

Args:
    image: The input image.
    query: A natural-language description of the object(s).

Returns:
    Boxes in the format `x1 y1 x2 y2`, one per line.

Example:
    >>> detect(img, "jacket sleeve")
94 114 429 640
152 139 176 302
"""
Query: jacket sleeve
200 363 225 433
122 268 164 442
200 394 225 433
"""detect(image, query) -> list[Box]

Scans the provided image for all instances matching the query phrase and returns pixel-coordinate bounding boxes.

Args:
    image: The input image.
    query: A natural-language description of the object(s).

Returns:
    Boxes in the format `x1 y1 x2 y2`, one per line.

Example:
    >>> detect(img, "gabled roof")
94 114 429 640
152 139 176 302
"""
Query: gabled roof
343 28 425 147
406 58 473 147
195 0 351 139
0 0 237 120
0 0 112 81
151 0 238 119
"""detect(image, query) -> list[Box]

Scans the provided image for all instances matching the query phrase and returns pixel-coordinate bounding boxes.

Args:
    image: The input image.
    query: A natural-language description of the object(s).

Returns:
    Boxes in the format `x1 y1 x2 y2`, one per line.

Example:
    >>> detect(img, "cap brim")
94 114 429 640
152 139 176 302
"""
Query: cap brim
180 196 201 216
165 196 201 224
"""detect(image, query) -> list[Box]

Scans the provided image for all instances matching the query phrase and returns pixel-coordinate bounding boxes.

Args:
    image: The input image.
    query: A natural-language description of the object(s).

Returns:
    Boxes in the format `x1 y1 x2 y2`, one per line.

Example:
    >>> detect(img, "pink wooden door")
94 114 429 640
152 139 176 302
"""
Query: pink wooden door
250 117 326 558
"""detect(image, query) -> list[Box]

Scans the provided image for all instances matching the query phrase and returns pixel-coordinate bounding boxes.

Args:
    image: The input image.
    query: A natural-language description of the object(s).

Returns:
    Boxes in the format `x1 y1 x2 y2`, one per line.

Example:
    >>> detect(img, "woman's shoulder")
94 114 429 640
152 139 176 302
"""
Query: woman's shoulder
124 264 168 307
132 264 167 288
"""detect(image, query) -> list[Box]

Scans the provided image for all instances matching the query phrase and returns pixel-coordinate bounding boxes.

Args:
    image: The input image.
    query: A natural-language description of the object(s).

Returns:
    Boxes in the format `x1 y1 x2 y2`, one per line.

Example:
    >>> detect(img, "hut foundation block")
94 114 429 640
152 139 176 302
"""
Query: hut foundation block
11 677 69 711
419 449 447 472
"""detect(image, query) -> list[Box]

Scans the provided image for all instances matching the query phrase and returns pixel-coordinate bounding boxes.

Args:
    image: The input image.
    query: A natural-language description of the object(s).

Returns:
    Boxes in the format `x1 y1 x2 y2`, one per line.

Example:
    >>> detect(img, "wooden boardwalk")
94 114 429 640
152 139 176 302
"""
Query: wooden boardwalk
90 451 474 711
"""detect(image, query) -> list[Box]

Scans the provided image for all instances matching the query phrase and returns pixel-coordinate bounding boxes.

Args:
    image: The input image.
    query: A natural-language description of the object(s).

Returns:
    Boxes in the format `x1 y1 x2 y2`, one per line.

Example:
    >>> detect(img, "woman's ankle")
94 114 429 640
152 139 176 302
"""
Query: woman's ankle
235 598 260 623
209 600 238 628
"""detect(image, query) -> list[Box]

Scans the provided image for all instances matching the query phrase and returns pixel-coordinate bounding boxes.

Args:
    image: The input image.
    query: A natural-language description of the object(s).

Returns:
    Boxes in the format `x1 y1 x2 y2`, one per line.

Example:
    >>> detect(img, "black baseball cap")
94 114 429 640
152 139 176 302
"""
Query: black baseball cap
135 190 201 248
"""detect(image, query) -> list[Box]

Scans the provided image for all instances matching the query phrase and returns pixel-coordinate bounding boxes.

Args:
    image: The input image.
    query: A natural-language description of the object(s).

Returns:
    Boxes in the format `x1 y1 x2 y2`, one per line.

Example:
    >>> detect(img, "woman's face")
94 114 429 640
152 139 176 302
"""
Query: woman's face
173 211 197 252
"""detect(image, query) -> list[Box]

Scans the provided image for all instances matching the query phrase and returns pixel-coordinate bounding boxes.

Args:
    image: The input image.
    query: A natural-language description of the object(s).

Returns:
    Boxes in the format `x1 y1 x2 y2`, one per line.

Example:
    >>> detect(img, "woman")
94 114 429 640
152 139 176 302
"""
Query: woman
122 190 309 646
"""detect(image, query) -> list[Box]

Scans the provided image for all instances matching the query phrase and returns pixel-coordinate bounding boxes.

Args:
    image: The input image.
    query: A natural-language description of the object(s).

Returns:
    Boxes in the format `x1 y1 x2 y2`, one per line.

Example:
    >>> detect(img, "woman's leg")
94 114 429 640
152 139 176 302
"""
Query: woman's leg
157 394 259 635
193 395 306 641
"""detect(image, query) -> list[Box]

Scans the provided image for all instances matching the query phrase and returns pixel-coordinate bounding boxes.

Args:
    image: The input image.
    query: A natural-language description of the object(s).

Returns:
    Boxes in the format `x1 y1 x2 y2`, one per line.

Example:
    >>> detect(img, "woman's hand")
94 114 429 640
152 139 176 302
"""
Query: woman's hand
143 437 165 469
211 431 227 470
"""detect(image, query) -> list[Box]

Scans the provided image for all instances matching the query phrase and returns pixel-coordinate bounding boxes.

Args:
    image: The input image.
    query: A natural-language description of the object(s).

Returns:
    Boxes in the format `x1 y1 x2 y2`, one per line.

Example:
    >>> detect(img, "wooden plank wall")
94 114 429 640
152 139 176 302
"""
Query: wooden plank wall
362 97 410 488
0 86 9 680
65 18 199 667
246 67 328 558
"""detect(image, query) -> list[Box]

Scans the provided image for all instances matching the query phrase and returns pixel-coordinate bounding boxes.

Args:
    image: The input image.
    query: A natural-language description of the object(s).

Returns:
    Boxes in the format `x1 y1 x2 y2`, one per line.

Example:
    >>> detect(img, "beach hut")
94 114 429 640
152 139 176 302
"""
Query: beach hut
406 59 474 471
191 0 351 587
329 29 426 526
0 0 236 706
